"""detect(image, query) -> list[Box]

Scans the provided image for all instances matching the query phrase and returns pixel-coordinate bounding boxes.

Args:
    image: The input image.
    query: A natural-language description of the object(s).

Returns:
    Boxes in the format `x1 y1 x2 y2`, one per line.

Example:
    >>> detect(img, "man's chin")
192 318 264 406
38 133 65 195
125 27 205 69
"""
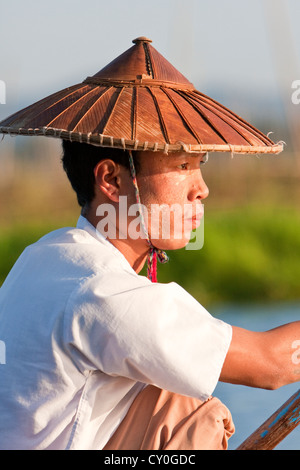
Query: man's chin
151 235 191 252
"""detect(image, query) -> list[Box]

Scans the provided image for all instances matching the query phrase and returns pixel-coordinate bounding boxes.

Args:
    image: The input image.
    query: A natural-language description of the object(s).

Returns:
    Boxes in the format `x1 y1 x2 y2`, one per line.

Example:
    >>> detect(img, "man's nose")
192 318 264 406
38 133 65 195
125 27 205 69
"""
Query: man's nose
188 172 209 201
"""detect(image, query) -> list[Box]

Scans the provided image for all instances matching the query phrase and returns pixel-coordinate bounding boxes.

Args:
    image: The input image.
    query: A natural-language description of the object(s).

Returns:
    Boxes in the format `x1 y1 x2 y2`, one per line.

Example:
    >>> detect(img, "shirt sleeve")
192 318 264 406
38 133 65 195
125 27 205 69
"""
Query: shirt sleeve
64 274 232 401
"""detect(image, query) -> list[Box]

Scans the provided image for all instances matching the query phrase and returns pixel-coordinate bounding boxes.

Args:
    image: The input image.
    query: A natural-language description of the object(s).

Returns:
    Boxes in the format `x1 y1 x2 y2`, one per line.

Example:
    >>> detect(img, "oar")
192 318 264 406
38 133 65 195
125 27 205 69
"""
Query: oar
236 389 300 450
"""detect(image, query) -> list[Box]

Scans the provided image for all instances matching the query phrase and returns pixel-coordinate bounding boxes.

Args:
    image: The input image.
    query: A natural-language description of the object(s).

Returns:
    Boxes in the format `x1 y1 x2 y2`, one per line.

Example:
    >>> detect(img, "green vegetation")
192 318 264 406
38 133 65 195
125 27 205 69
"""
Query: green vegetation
1 205 300 307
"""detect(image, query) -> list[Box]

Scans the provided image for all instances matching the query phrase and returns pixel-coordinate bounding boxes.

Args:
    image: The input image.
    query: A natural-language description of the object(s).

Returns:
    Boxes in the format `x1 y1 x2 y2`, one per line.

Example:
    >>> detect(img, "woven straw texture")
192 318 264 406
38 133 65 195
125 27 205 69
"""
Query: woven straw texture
0 37 283 155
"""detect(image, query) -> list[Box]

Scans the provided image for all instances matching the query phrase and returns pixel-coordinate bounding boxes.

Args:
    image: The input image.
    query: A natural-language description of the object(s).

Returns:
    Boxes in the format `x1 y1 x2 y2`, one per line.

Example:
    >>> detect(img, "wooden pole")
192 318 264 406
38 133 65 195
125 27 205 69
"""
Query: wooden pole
237 389 300 450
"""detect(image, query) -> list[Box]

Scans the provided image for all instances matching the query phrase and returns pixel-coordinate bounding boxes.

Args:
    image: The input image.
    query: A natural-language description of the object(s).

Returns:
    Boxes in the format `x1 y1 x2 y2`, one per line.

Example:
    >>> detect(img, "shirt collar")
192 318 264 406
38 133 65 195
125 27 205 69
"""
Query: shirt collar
76 215 136 274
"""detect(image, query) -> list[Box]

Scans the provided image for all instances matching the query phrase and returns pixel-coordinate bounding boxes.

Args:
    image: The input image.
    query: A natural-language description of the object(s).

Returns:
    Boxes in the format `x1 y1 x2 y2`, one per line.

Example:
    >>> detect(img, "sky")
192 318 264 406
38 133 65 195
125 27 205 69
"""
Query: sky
0 0 300 125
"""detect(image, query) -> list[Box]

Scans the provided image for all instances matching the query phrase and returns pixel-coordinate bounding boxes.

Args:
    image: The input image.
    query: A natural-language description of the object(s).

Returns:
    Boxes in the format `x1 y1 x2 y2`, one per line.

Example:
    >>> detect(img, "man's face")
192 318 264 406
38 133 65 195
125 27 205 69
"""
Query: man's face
129 151 209 251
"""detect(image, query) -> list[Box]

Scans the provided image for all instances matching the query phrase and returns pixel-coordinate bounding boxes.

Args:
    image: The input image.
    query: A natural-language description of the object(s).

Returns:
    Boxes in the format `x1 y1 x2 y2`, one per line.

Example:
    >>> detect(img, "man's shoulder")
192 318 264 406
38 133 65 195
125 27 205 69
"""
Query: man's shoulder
35 225 98 246
26 224 136 281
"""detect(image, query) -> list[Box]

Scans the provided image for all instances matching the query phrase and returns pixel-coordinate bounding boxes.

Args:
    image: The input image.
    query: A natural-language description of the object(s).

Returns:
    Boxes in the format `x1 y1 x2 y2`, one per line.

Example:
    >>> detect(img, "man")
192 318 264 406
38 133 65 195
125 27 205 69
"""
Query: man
0 37 297 451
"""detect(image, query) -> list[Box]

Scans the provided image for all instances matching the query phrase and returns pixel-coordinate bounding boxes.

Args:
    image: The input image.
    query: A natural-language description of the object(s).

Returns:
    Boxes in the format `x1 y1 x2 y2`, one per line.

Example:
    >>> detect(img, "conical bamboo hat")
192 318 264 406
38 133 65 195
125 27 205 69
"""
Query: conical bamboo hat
0 36 283 155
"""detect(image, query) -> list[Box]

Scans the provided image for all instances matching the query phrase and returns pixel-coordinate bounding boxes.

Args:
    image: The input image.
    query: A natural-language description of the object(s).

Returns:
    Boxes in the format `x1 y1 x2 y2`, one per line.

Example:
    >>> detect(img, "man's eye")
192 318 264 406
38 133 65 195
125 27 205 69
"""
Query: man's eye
177 163 188 170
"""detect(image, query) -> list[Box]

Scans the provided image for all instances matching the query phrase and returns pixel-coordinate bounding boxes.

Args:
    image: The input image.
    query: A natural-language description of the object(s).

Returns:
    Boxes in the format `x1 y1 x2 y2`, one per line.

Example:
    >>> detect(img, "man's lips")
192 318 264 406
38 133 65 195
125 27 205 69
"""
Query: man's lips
184 205 204 230
191 217 202 230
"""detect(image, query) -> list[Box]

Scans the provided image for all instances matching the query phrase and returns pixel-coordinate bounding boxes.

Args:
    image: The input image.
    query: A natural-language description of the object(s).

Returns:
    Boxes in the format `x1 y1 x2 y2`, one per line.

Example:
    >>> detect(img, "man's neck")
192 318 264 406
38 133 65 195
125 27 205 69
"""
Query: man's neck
108 238 148 273
83 206 149 274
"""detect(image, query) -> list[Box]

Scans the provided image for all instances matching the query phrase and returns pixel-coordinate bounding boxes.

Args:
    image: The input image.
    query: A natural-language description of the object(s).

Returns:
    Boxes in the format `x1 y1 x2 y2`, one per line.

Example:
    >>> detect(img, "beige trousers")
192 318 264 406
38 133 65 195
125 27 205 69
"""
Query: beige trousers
104 385 235 450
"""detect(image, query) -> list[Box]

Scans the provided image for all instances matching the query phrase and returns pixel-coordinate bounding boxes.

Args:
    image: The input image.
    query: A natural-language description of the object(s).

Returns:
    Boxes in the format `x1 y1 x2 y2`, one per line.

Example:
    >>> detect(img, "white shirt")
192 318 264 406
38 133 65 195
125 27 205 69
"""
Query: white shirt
0 216 232 450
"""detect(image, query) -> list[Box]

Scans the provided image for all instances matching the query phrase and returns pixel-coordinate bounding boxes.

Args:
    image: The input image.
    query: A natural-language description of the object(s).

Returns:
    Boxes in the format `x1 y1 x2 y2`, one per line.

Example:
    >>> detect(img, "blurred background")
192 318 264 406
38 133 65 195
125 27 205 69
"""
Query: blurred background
0 0 300 450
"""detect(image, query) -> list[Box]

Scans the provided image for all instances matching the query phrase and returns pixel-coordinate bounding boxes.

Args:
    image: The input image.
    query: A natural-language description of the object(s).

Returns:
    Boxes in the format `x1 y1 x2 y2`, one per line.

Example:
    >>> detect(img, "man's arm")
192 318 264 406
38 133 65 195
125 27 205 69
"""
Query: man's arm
220 322 300 390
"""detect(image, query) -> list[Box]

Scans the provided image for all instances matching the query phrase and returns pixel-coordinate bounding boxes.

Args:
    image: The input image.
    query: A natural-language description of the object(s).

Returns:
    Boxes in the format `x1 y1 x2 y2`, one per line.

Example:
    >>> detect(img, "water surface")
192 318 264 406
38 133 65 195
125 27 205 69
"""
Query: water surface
214 303 300 450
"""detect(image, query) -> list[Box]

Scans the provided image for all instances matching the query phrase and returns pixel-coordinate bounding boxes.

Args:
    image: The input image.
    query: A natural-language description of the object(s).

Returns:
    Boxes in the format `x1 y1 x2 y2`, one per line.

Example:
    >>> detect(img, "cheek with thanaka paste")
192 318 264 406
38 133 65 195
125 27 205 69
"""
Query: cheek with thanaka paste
136 179 193 248
139 176 187 208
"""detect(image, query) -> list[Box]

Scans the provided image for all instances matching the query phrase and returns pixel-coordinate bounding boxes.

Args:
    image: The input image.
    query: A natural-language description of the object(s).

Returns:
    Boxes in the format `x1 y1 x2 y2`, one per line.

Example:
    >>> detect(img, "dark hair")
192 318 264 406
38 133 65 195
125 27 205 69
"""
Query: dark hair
61 140 139 207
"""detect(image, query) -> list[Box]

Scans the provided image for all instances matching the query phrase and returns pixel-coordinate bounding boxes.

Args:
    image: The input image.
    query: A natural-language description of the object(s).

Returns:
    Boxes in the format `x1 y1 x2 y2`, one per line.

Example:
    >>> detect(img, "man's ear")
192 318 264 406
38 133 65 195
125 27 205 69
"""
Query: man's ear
94 159 122 202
